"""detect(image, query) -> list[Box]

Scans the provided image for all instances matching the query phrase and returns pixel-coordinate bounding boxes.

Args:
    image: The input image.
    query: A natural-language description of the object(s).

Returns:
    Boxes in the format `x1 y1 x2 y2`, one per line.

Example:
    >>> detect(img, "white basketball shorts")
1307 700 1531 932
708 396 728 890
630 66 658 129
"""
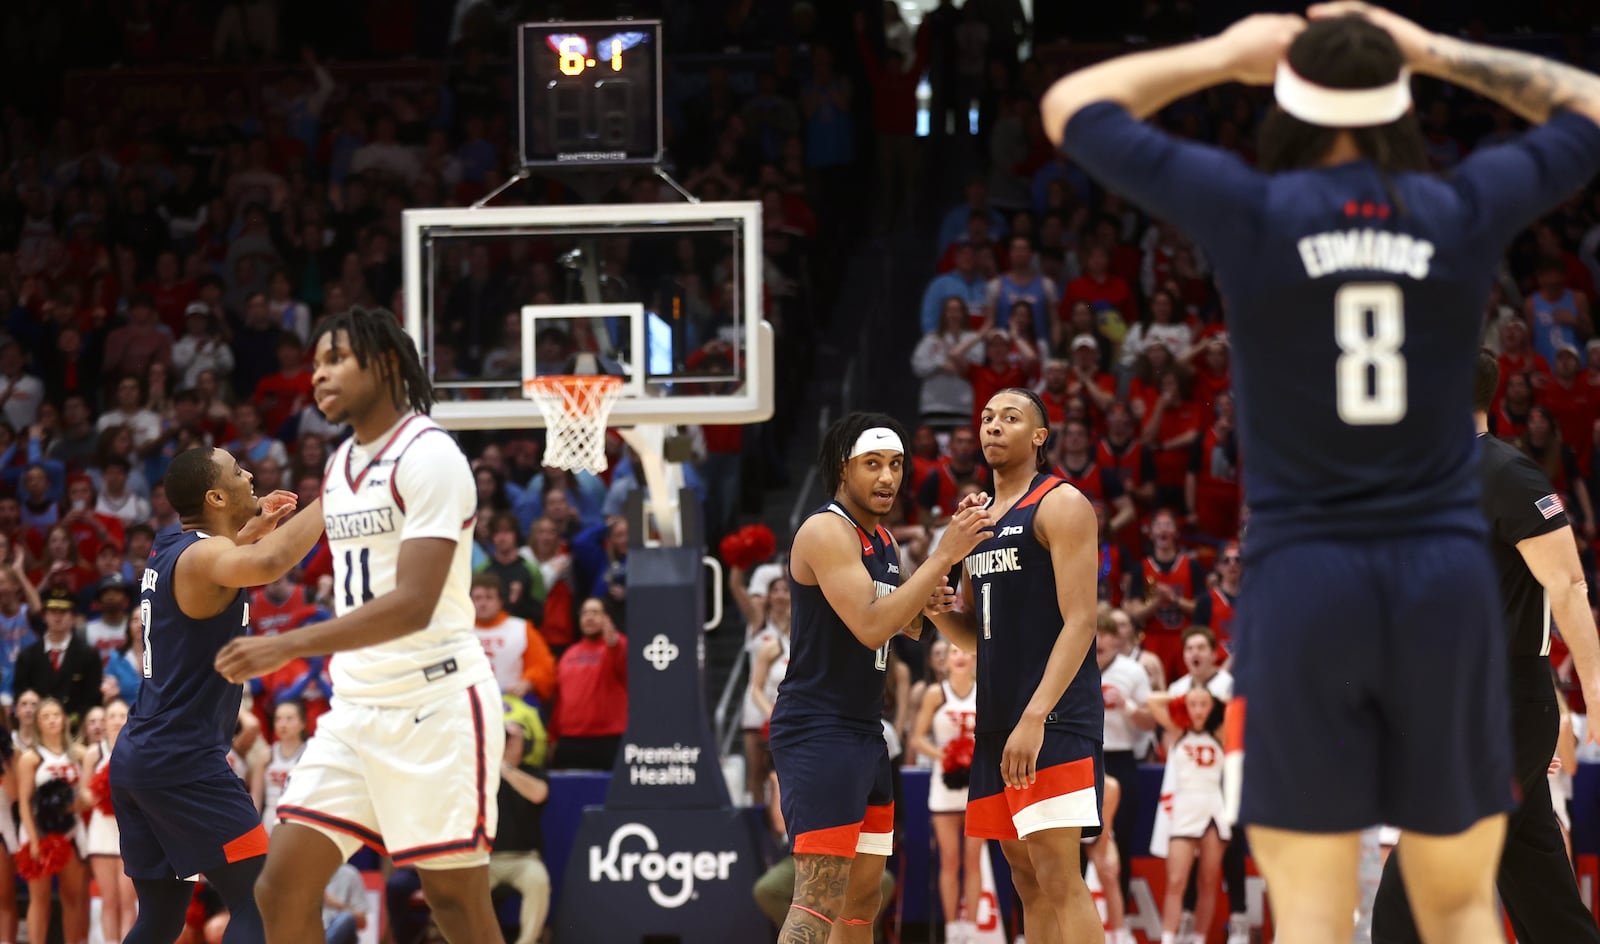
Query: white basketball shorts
276 678 505 869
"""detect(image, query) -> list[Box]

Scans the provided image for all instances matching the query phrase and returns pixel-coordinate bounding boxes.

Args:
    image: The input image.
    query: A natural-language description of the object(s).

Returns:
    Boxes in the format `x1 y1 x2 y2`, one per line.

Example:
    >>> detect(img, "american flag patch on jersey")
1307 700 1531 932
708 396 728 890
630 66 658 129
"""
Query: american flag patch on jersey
1537 494 1565 519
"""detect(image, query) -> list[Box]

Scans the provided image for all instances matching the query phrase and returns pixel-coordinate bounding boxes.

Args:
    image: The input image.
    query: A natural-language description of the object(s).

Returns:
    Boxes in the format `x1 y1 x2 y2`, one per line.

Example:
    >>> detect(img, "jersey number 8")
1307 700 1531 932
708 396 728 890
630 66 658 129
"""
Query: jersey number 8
1335 283 1407 426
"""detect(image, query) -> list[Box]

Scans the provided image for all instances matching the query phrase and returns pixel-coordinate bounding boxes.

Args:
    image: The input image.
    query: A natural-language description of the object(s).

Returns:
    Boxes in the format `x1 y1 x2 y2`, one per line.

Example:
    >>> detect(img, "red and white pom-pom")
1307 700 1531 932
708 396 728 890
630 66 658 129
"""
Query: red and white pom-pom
16 833 73 881
941 732 975 774
90 767 114 817
721 523 780 570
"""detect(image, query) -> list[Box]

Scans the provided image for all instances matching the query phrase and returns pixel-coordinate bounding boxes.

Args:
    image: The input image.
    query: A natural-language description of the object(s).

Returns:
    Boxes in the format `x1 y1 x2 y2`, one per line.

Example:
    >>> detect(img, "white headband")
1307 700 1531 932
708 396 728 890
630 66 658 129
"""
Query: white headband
849 427 904 459
1274 63 1412 128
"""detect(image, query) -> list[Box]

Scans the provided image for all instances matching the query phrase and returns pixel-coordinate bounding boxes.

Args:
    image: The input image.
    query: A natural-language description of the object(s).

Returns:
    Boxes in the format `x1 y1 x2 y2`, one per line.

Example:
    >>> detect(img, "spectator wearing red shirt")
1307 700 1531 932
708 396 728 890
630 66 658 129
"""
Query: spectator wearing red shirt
1193 541 1241 653
139 250 197 335
917 426 989 522
1183 333 1232 425
252 332 313 438
1037 359 1073 426
1065 336 1116 424
1127 341 1179 426
1061 244 1134 323
1052 418 1136 536
1542 343 1597 460
1141 370 1202 513
1128 510 1204 680
101 294 173 387
1494 370 1534 441
854 11 928 232
1497 315 1552 399
1186 391 1242 545
950 328 1030 432
1099 403 1158 553
550 598 628 771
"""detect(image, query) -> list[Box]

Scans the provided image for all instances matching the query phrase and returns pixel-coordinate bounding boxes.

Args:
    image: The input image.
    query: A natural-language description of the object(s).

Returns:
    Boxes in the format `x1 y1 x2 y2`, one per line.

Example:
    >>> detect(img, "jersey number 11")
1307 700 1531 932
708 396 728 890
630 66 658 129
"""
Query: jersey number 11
1335 283 1407 426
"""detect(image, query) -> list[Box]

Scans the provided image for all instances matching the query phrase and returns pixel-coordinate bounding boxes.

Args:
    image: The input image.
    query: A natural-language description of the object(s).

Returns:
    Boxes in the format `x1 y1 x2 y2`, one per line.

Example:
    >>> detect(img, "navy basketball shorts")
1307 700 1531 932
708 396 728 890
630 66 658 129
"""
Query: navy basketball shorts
1233 532 1513 836
114 765 269 880
967 726 1103 841
770 726 893 858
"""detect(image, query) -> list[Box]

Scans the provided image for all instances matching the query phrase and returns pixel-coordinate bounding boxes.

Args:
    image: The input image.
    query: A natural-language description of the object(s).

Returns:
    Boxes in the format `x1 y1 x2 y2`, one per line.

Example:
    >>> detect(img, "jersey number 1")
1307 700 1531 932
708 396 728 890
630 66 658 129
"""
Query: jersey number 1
1335 283 1407 425
343 549 374 607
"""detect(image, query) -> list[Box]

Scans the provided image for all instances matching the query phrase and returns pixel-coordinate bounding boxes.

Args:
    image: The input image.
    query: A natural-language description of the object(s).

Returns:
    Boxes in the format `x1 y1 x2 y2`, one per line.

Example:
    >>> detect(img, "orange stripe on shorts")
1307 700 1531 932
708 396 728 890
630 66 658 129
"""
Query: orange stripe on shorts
223 824 270 863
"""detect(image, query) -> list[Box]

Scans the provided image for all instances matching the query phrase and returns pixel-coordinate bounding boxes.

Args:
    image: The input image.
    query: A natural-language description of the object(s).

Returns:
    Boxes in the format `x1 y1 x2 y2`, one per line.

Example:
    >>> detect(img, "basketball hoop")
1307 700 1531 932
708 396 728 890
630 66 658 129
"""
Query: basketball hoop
523 374 624 474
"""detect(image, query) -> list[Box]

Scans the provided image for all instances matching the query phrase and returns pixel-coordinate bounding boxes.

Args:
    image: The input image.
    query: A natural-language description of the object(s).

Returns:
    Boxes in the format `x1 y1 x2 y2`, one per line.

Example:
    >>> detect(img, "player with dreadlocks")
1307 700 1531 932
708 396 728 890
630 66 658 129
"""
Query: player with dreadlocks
770 412 993 943
216 307 504 944
925 388 1105 944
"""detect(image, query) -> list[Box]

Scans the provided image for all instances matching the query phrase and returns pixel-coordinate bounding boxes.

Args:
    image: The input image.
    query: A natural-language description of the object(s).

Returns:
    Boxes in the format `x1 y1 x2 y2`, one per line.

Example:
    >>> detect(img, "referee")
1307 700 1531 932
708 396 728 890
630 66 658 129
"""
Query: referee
1372 350 1600 943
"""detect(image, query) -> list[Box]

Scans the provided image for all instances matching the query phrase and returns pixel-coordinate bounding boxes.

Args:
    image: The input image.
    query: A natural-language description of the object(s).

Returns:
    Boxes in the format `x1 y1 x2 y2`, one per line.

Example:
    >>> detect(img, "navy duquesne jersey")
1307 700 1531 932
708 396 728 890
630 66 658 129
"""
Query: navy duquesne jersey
114 529 249 788
1062 104 1600 555
770 502 901 735
965 473 1101 737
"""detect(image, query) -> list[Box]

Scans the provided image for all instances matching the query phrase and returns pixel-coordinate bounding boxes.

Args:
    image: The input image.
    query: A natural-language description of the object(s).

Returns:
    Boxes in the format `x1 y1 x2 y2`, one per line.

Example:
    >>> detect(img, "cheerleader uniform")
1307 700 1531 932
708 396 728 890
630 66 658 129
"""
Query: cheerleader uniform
21 743 85 855
1168 730 1229 841
740 624 782 732
927 680 978 814
261 740 305 835
85 738 120 856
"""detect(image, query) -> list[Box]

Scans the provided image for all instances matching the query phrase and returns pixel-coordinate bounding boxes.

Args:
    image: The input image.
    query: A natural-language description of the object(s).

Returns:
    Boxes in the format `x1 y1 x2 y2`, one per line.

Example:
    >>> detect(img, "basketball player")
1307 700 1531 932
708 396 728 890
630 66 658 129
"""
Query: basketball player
1039 4 1600 941
771 412 993 943
1370 352 1600 942
214 307 505 944
926 388 1104 944
112 446 316 944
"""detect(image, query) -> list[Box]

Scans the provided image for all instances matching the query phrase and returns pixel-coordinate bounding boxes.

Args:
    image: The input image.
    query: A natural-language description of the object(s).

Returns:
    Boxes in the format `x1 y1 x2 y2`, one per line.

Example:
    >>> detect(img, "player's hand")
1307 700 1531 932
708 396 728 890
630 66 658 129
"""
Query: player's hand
1306 2 1432 67
957 490 991 514
935 504 995 565
1215 13 1306 86
1001 715 1045 790
923 576 959 619
238 490 300 544
215 635 294 684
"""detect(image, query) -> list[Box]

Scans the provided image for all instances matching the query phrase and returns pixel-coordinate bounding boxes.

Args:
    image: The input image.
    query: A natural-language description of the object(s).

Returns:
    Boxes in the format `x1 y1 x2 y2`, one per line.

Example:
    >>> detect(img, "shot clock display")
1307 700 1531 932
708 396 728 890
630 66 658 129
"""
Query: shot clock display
518 20 663 168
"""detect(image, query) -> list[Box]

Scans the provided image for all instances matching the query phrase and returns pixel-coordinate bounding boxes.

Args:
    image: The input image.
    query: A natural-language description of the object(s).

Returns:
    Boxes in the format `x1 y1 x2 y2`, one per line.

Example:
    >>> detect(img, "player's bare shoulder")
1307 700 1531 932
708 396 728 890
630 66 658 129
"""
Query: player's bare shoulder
789 509 858 584
1034 480 1095 552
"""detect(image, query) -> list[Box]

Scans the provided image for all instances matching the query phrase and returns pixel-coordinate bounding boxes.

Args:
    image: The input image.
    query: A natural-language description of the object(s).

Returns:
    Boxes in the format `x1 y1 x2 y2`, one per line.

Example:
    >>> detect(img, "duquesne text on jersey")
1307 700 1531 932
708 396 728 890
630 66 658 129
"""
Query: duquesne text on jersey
966 546 1022 580
326 507 397 541
1297 228 1435 279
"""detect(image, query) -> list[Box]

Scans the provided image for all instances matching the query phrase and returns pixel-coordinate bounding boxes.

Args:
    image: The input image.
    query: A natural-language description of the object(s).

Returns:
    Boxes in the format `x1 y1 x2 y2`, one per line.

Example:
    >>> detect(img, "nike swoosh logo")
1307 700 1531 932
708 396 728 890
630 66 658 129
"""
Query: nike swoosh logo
415 711 437 724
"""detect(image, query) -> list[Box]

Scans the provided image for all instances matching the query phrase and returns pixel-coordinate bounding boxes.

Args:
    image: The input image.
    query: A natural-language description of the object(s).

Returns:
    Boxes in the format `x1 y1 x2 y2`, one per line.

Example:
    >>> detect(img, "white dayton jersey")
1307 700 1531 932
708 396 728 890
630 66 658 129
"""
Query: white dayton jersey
321 413 493 705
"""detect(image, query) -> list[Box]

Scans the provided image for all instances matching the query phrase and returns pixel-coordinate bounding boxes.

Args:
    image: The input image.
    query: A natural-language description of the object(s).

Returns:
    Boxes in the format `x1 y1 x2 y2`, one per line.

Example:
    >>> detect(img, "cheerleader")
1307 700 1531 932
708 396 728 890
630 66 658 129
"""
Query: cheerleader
730 563 788 804
746 591 790 744
909 643 982 944
1149 686 1228 944
81 699 133 943
251 700 307 834
16 697 88 944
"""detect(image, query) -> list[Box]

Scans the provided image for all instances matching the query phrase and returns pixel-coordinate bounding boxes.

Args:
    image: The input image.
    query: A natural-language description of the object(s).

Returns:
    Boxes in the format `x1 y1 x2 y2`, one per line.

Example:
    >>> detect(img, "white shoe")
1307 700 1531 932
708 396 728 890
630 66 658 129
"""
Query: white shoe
1228 914 1251 944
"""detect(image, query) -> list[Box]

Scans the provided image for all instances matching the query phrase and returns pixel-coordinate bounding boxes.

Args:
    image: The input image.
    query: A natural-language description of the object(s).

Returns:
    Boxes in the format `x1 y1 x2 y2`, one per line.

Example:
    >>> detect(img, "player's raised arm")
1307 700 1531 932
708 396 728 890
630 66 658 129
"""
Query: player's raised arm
184 496 324 590
1310 2 1600 127
1041 14 1305 140
795 503 992 652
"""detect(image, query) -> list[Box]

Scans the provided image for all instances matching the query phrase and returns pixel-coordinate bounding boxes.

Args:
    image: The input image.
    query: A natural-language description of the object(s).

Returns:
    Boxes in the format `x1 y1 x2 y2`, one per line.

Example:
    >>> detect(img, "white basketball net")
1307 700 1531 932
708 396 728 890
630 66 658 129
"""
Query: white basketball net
523 375 624 474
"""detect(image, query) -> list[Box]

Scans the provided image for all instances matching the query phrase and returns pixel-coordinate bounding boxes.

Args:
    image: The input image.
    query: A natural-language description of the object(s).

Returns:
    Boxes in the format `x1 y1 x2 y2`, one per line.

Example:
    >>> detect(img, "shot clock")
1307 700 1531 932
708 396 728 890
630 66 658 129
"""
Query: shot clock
518 20 664 167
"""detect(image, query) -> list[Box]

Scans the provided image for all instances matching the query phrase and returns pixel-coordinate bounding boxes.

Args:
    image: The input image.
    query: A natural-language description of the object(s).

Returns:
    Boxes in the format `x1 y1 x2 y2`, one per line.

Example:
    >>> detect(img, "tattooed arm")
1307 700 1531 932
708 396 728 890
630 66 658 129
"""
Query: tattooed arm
1309 2 1600 126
